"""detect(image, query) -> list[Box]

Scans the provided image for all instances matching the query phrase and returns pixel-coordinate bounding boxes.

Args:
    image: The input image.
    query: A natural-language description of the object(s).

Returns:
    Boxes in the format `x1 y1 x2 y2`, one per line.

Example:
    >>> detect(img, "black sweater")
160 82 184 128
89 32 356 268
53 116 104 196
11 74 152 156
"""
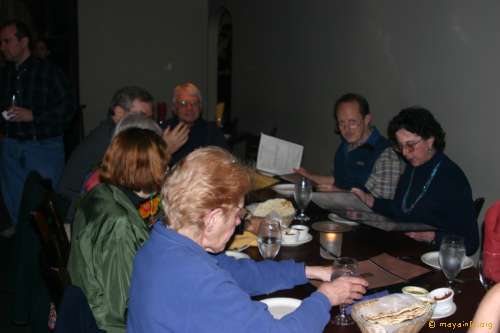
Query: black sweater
373 151 479 255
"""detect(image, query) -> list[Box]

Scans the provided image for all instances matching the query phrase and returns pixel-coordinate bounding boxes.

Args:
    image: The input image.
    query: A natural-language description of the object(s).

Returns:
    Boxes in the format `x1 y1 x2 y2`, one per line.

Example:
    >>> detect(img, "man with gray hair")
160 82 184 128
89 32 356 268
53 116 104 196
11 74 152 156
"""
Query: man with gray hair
164 81 228 165
57 86 154 223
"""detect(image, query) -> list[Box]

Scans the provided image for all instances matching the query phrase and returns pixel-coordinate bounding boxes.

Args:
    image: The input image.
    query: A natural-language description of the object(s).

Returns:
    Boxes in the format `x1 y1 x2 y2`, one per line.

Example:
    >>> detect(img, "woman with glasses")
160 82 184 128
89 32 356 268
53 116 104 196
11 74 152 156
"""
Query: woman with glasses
353 107 479 255
127 147 368 333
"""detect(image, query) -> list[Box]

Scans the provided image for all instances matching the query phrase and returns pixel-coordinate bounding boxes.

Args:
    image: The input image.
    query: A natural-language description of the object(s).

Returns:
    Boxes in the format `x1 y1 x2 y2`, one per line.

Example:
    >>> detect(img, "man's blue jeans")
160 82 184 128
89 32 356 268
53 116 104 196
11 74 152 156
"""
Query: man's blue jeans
0 136 65 225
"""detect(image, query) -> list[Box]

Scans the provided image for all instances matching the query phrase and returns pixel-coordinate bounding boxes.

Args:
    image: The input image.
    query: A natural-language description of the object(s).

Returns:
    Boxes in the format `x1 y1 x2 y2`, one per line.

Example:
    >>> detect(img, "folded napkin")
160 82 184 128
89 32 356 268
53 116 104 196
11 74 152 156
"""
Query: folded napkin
228 231 258 250
252 172 279 191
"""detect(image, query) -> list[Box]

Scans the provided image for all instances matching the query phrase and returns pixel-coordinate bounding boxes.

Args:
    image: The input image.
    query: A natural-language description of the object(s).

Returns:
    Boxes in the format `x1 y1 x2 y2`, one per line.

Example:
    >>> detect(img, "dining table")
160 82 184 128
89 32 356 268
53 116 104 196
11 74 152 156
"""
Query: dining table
244 189 486 333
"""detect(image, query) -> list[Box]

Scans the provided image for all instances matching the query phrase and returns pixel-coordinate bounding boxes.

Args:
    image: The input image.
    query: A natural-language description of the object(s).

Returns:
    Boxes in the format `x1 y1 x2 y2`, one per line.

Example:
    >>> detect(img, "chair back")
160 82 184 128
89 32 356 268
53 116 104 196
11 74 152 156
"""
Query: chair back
474 197 485 220
482 201 500 284
31 189 71 306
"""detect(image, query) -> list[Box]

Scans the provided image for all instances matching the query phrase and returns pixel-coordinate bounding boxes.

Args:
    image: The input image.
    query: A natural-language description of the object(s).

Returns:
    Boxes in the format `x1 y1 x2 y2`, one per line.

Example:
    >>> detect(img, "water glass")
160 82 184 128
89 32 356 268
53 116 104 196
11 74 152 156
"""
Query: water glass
294 177 312 222
439 235 466 294
257 218 282 260
331 257 358 326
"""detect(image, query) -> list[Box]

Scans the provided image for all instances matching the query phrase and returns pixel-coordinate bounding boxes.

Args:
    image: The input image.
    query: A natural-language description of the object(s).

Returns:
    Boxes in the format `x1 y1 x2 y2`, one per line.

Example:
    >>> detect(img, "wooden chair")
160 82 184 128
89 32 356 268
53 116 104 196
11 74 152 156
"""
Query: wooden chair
31 190 71 306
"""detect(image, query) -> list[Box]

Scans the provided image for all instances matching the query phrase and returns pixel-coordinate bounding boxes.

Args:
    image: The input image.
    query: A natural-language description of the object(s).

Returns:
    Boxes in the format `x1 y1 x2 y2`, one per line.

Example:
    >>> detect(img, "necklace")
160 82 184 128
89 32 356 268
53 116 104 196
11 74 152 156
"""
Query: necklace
401 159 442 213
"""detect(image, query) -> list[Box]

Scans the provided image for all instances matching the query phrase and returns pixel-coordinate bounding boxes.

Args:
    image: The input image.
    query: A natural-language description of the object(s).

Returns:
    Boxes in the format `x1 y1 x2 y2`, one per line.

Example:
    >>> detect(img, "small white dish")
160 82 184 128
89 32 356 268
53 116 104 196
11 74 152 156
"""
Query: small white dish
281 233 313 247
420 251 474 270
328 213 360 226
291 225 310 241
281 229 299 243
271 184 294 197
260 297 302 319
431 302 457 320
225 251 250 260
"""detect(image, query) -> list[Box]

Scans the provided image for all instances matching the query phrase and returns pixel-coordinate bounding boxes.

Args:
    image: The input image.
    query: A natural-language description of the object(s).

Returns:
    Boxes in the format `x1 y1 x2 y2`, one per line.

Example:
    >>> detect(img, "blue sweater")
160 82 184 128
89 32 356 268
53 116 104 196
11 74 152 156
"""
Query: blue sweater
333 127 390 191
127 223 331 333
373 151 479 255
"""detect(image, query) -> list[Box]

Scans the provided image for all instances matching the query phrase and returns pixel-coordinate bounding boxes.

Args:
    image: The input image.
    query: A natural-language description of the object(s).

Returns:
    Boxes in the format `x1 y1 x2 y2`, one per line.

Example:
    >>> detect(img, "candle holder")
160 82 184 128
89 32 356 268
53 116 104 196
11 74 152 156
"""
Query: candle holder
311 222 351 260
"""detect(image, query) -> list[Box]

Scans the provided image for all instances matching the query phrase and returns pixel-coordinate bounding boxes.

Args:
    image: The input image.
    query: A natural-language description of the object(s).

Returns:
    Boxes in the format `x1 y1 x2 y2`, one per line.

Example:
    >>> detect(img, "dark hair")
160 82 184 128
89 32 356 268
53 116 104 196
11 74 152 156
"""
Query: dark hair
387 107 446 151
1 20 32 44
108 86 154 115
333 93 370 134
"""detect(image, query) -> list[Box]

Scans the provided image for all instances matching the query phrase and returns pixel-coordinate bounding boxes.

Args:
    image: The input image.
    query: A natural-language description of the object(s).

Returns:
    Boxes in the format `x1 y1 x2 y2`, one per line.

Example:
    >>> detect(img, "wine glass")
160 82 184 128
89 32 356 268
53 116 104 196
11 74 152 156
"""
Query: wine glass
294 177 312 222
257 218 282 260
331 257 358 326
439 235 466 294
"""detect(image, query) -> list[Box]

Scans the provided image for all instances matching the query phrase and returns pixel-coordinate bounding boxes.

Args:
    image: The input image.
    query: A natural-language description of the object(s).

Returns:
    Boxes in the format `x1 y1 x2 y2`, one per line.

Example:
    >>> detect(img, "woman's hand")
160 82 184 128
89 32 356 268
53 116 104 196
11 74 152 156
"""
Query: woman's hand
305 265 333 282
405 231 436 242
318 276 368 306
351 188 375 208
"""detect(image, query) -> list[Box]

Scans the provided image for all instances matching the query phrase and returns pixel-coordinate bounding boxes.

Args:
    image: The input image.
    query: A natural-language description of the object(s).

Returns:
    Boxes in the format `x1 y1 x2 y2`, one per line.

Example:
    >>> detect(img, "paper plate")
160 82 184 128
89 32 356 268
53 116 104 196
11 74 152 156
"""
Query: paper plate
260 297 302 319
420 251 474 270
225 251 250 260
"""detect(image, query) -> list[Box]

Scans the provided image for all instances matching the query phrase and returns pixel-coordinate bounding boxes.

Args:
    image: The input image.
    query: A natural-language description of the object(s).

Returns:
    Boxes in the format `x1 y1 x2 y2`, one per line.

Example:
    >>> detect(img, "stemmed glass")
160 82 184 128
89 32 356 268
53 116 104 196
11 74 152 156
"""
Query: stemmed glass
294 177 312 222
257 218 282 260
331 257 358 326
439 235 466 294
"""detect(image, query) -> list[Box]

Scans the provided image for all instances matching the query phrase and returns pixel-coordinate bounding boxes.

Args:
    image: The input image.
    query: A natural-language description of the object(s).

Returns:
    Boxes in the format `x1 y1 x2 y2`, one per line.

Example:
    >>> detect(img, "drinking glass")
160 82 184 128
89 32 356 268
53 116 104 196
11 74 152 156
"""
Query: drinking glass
257 218 282 260
331 257 358 326
294 177 312 222
439 235 466 294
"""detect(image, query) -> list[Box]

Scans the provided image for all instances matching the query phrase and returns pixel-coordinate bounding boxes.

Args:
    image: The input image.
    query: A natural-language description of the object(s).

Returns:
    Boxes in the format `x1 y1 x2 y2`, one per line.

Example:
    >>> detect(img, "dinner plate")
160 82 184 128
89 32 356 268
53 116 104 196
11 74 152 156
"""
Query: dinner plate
420 251 474 270
271 184 294 197
260 297 302 319
328 213 360 226
281 233 313 247
431 302 457 320
225 251 250 260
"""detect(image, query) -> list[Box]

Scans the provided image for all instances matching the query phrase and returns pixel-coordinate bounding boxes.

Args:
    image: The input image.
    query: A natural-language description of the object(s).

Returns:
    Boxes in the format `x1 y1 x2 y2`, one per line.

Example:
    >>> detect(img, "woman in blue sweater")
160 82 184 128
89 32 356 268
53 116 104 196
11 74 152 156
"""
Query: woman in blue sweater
128 147 368 333
353 107 479 255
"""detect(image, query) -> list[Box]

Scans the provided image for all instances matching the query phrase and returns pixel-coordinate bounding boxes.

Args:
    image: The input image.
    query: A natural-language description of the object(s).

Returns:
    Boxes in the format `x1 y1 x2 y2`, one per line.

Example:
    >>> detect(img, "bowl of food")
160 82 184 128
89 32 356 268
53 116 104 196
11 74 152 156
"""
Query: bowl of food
351 293 433 333
401 286 430 302
429 287 454 316
249 198 296 228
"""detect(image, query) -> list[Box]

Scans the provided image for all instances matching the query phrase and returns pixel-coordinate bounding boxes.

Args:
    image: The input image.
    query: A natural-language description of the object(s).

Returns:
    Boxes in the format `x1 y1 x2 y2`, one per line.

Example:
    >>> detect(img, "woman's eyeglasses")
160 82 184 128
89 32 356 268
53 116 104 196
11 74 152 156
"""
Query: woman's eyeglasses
393 138 423 153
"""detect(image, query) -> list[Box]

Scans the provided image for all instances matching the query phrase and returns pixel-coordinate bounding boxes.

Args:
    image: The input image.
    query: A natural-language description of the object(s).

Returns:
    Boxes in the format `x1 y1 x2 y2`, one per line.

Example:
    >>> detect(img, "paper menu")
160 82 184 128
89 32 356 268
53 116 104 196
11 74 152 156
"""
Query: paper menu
256 134 303 175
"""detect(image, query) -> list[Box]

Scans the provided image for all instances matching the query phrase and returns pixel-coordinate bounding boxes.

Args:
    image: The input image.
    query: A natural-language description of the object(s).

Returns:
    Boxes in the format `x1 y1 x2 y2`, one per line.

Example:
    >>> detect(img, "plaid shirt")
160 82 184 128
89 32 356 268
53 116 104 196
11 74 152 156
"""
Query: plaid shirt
365 147 405 199
0 56 75 139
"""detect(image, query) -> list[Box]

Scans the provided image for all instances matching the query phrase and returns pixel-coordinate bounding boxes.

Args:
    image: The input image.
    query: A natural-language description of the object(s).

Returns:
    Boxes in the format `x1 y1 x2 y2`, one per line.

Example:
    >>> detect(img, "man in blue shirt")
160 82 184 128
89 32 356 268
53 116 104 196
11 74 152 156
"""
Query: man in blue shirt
296 93 404 199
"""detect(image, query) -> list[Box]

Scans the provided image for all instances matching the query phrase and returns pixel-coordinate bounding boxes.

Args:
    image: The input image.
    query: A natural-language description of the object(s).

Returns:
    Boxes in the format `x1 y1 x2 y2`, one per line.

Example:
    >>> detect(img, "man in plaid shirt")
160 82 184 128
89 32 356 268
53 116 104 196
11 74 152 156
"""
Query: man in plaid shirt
295 93 404 199
0 20 75 236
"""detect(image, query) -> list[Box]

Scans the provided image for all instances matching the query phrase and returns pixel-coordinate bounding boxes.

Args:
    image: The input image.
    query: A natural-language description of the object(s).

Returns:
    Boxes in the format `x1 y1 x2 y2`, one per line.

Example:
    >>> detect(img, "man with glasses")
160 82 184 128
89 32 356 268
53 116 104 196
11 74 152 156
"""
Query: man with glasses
295 93 404 199
163 82 228 165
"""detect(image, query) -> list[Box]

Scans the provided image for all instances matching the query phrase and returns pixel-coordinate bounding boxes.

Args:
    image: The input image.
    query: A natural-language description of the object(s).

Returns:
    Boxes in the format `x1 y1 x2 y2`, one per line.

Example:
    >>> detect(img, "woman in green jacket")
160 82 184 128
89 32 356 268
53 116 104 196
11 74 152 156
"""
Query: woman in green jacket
68 127 169 332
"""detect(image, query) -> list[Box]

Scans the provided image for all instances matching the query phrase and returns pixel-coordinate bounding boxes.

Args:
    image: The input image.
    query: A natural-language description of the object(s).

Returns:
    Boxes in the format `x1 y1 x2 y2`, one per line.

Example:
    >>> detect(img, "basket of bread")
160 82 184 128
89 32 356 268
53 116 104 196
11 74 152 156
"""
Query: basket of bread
248 198 296 228
351 293 433 333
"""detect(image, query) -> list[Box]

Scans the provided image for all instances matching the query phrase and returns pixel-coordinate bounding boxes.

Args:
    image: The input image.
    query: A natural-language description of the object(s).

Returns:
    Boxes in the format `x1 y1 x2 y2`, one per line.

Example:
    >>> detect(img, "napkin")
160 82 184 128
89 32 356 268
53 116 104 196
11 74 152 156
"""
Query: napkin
346 290 389 315
252 172 279 191
228 231 258 250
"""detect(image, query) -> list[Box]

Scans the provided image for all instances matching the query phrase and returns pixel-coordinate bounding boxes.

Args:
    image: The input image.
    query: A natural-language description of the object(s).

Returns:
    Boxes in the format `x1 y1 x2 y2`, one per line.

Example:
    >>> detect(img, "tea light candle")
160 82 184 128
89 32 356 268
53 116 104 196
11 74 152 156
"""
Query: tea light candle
319 232 343 259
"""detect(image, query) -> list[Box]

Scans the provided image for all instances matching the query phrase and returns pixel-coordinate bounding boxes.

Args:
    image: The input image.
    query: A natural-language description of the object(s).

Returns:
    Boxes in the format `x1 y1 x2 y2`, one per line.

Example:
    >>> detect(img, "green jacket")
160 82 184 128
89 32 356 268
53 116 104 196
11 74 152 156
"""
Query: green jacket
68 184 149 333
